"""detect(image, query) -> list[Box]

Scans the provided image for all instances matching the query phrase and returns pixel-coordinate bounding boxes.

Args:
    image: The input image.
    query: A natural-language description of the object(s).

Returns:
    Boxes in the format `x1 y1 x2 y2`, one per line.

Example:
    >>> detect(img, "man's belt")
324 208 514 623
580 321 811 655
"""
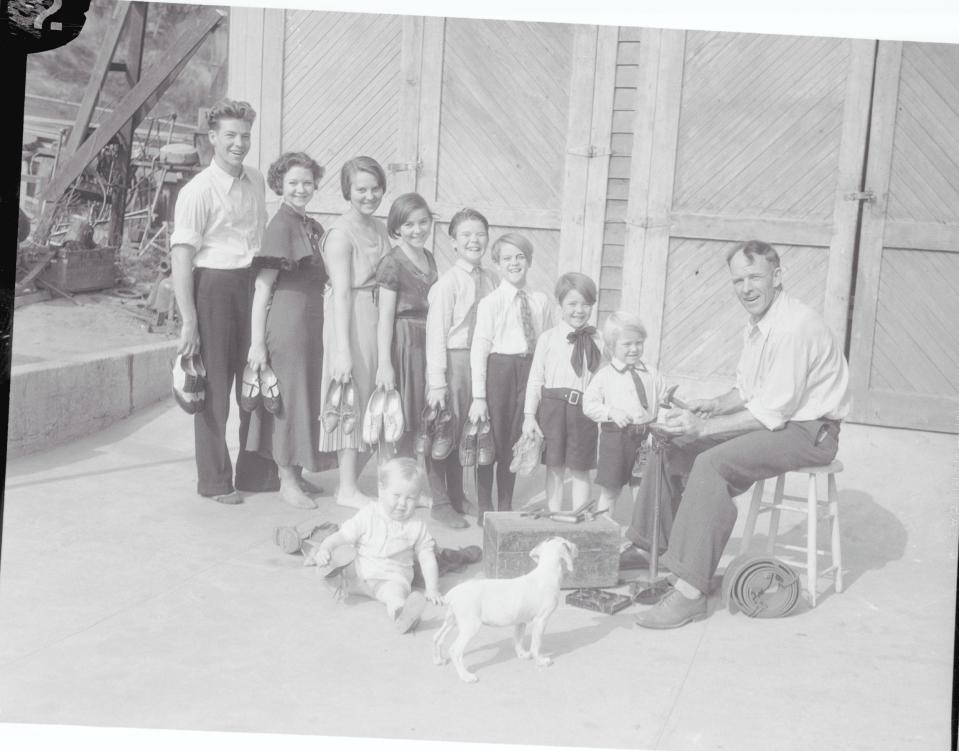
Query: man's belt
722 553 802 618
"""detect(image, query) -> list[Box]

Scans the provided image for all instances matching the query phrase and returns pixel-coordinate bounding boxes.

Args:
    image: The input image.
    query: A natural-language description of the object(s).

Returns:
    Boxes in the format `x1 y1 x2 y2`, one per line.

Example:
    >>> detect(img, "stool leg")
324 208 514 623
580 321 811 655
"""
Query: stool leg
829 472 843 594
807 473 818 608
766 474 786 554
740 479 766 554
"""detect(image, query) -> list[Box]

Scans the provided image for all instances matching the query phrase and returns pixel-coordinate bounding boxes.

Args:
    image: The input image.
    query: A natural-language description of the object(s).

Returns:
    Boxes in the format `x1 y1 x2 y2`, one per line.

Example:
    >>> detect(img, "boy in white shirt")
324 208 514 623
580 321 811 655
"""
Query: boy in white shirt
468 233 554 524
583 311 667 518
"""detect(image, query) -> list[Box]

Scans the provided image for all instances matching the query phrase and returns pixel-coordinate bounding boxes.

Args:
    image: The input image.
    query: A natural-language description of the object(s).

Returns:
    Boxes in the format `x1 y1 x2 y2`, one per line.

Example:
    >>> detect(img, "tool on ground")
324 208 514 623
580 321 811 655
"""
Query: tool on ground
566 588 633 614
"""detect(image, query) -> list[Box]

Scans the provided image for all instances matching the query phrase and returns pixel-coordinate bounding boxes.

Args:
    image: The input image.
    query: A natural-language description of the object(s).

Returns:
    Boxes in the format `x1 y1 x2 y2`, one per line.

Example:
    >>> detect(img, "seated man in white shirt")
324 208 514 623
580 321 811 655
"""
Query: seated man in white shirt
629 239 851 629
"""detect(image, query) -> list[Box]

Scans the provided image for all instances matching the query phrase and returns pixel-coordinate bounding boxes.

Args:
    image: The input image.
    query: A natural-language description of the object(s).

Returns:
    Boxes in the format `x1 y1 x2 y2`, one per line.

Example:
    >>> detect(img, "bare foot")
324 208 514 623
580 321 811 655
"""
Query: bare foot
280 481 317 509
335 488 375 509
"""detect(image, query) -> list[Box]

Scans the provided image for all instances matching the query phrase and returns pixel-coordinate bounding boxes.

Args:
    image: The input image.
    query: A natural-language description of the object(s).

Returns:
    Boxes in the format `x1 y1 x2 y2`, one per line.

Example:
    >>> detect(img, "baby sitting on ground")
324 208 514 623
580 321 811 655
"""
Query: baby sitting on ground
313 457 443 632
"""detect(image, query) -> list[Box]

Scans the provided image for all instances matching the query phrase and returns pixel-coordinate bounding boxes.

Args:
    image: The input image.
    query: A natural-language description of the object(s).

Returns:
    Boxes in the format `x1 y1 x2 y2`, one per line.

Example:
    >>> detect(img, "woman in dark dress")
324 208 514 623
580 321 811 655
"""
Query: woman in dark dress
246 152 330 508
374 192 438 458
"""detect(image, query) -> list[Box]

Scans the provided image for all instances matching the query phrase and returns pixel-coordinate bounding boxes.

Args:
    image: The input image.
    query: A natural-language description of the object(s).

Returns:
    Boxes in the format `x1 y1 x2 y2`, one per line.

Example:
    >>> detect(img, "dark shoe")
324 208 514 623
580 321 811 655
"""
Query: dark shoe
431 503 468 529
476 419 494 466
259 364 282 415
239 364 261 412
172 354 206 414
205 490 242 505
395 590 427 634
619 544 651 570
458 419 479 467
431 405 456 460
320 379 343 433
340 379 357 435
634 588 707 629
415 403 437 457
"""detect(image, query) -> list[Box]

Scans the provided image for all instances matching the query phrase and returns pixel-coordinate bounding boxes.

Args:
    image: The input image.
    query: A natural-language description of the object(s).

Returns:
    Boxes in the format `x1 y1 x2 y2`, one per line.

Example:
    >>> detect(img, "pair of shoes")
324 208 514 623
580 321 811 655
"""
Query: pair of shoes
431 503 468 529
362 388 387 445
415 404 438 457
259 365 281 414
476 420 494 465
382 390 404 443
395 590 427 634
172 354 207 414
240 364 261 412
431 405 456 460
509 432 543 476
619 544 651 571
436 545 483 575
459 419 480 466
205 490 242 505
362 388 407 445
321 378 357 434
633 587 707 629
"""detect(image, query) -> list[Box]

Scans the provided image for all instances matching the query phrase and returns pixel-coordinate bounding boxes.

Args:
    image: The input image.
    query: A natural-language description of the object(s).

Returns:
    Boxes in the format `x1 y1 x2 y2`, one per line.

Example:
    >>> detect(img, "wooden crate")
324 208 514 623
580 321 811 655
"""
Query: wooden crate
482 512 620 590
40 246 116 293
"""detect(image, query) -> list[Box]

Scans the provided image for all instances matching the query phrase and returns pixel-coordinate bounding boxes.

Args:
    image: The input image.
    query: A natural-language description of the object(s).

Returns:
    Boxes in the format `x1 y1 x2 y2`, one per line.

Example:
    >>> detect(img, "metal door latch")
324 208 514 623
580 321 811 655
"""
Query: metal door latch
387 160 422 173
843 190 876 202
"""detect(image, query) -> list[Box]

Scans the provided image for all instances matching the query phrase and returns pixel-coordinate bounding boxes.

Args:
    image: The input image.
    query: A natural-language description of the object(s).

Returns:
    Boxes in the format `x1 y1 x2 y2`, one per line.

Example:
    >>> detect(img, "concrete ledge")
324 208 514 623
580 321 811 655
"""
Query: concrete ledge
7 341 179 458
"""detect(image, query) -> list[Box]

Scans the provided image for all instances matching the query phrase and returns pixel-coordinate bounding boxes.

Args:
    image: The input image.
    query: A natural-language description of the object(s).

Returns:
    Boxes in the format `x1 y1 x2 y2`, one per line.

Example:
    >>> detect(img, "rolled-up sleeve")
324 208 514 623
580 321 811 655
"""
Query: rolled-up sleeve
582 370 608 423
744 331 810 430
170 182 205 252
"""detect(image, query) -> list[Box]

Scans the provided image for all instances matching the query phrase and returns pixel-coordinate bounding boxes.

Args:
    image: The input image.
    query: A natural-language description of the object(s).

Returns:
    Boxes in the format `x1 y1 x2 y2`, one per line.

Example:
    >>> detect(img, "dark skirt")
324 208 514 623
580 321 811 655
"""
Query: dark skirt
246 271 335 472
537 388 597 472
392 316 427 437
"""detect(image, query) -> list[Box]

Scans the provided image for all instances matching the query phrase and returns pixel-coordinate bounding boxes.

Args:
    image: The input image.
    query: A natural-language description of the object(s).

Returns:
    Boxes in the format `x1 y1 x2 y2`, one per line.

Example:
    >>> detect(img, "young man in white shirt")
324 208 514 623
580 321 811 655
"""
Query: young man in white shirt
170 99 278 504
630 239 851 629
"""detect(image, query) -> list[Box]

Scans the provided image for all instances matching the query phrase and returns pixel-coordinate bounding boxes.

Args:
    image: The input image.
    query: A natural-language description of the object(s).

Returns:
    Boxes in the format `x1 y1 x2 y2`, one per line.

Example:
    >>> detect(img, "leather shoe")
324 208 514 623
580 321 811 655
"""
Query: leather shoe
414 403 436 457
320 379 343 433
619 544 650 570
340 379 358 435
259 364 282 415
362 387 387 445
633 588 707 629
458 419 479 467
239 364 261 412
382 389 405 444
431 404 456 460
431 503 468 529
476 418 494 466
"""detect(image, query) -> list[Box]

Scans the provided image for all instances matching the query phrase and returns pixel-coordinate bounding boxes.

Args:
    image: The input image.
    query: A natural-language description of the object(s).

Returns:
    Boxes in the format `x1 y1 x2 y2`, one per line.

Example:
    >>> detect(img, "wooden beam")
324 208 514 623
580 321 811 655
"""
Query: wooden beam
227 6 266 169
823 38 877 345
847 41 903 425
669 212 833 247
416 16 446 250
397 15 424 197
41 8 225 207
882 220 959 253
62 2 134 157
558 25 598 274
259 9 286 171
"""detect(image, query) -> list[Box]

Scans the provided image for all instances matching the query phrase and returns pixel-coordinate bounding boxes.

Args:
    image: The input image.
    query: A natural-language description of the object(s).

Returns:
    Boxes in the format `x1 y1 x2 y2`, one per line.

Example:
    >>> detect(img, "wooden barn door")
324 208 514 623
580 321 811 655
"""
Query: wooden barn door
415 18 616 293
848 41 959 433
622 30 875 396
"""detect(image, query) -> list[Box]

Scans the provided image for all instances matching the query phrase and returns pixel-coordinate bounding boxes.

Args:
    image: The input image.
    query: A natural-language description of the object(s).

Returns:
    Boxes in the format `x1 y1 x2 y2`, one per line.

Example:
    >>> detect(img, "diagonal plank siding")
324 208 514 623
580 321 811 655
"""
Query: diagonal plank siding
282 11 404 206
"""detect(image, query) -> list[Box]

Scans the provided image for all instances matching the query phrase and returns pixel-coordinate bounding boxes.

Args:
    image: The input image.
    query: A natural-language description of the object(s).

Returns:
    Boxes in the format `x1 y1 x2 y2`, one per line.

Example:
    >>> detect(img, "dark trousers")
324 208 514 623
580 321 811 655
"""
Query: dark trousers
629 419 840 594
193 268 278 496
477 353 530 512
427 349 470 510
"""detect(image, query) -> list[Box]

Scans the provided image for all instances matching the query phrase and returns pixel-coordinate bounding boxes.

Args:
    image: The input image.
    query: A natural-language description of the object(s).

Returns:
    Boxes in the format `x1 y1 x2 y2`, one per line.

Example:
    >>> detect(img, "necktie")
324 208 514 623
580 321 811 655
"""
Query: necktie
466 267 485 347
516 289 537 355
627 365 649 410
566 326 601 378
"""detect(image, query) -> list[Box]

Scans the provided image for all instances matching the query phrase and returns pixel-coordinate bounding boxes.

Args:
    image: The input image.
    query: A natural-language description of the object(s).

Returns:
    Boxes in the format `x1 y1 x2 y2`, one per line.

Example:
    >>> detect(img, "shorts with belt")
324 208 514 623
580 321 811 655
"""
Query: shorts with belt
537 387 597 472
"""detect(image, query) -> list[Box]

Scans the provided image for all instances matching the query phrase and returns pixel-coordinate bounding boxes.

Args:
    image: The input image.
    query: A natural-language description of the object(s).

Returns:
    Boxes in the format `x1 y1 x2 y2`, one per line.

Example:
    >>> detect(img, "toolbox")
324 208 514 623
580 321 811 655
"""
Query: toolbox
40 245 116 293
482 512 620 589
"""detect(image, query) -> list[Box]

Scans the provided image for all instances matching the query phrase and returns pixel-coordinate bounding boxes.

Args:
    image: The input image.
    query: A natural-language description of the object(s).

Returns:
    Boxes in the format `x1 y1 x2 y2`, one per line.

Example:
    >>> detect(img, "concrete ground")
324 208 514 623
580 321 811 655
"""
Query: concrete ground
0 400 956 751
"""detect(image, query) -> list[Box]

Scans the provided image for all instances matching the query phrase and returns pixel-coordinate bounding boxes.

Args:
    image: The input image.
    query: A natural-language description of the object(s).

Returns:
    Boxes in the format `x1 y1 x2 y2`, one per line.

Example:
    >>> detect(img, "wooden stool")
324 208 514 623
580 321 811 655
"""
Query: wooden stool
739 461 844 607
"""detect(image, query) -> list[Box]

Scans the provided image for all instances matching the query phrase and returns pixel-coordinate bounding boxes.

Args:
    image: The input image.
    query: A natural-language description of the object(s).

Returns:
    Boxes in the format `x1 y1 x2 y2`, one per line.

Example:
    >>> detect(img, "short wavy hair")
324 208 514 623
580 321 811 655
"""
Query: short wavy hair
601 310 647 349
206 99 256 130
340 156 387 200
447 207 489 238
387 192 432 239
555 272 597 305
726 239 781 268
266 152 325 195
491 232 534 265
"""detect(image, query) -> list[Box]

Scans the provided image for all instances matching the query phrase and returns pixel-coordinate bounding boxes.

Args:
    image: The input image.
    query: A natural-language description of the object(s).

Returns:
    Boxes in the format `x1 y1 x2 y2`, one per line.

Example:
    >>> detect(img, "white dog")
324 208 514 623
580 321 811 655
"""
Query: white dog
432 536 578 683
